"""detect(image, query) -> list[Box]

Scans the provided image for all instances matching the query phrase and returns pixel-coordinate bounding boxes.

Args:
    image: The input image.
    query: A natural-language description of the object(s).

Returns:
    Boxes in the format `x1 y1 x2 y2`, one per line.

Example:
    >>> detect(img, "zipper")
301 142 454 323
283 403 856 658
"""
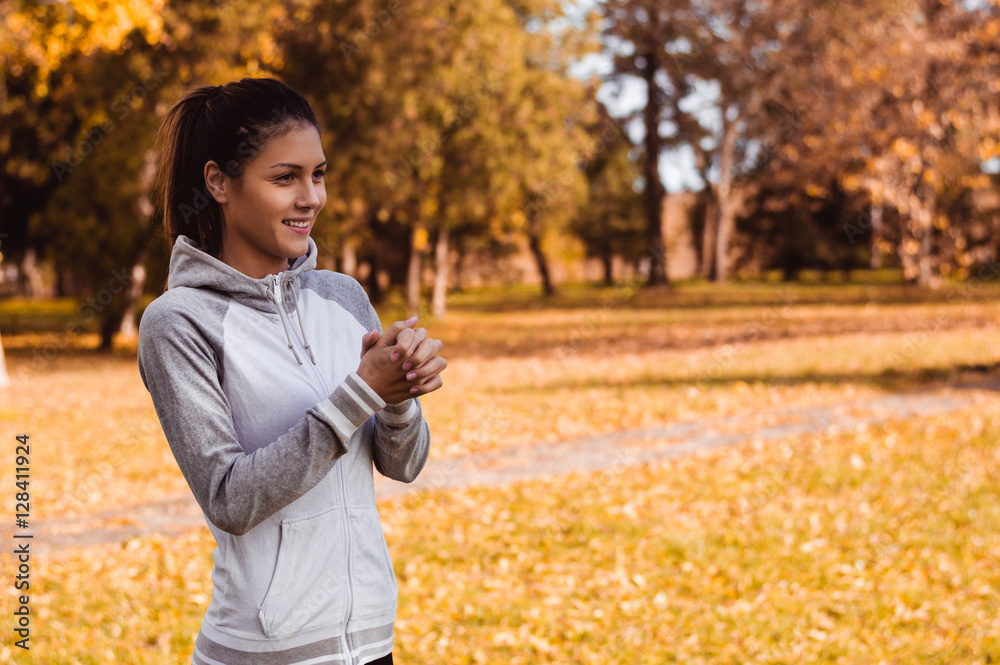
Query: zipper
269 273 355 664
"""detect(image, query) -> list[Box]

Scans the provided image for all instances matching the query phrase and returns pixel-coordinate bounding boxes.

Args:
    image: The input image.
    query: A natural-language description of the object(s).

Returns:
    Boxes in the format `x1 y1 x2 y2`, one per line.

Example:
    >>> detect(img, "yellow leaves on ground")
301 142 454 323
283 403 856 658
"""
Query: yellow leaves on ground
3 281 1000 522
0 351 190 521
1 531 213 664
379 404 1000 663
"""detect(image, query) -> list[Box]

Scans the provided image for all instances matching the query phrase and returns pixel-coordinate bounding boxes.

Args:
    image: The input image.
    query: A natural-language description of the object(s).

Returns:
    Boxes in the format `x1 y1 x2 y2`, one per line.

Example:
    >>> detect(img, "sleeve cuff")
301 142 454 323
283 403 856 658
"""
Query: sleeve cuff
345 371 387 411
313 371 387 441
378 397 420 426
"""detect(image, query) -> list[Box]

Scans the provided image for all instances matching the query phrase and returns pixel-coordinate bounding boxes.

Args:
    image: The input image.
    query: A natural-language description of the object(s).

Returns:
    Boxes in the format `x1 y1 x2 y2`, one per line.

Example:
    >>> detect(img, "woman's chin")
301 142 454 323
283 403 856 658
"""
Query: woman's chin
277 230 310 252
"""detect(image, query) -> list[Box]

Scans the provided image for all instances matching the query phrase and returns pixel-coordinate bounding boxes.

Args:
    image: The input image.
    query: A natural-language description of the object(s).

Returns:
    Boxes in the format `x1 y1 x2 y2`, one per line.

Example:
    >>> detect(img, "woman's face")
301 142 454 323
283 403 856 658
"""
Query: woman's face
208 122 327 279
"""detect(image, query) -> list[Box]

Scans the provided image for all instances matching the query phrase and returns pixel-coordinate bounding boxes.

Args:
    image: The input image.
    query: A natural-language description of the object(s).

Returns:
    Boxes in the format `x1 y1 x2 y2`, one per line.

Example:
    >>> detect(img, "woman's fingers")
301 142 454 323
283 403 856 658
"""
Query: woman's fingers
379 355 446 402
401 337 444 372
407 374 443 397
360 329 380 360
379 368 442 403
404 355 447 384
381 317 419 358
392 326 428 363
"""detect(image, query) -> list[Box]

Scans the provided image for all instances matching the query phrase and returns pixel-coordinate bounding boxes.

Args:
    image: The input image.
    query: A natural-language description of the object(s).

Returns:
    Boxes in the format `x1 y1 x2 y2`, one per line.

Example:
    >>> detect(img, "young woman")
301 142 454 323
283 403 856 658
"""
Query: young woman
137 78 445 665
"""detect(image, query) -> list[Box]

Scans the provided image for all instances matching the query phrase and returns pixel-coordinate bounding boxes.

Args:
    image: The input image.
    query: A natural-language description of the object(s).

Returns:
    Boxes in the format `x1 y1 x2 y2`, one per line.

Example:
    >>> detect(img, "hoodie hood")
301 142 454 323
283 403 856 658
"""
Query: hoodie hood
167 234 317 302
167 234 320 365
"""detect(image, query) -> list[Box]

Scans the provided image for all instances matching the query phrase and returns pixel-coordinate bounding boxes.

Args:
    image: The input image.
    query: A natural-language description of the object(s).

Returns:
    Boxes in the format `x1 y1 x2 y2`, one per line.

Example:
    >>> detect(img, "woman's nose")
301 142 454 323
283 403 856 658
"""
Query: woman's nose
298 186 321 208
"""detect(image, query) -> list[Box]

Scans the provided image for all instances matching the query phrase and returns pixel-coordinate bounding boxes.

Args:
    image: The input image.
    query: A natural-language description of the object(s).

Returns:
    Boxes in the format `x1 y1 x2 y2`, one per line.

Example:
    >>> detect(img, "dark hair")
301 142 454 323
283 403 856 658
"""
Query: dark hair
151 77 321 258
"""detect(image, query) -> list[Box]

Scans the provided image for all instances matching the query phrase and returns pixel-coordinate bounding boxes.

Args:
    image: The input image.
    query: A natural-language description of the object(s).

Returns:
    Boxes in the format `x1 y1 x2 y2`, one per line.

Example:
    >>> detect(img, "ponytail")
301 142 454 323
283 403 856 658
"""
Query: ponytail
151 78 321 259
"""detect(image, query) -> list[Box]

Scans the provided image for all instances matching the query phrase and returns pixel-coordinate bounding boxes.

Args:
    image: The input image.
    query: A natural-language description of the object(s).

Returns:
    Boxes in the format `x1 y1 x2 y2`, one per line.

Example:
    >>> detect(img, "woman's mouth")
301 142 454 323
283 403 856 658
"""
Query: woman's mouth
282 219 310 235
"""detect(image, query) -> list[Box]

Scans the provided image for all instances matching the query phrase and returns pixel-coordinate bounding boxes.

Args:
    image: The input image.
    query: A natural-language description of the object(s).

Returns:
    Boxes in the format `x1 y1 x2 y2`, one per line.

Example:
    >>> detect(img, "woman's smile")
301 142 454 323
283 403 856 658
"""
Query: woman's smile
282 218 312 233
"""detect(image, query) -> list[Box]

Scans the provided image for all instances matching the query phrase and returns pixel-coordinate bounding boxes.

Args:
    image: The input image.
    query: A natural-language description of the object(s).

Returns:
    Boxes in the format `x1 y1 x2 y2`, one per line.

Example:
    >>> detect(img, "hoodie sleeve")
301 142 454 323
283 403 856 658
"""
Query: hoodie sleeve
137 299 383 536
363 301 431 483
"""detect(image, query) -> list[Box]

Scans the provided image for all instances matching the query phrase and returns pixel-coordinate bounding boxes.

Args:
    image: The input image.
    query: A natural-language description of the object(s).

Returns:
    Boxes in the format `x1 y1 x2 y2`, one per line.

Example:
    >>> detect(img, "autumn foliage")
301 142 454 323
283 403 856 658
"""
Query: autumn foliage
2 1 999 334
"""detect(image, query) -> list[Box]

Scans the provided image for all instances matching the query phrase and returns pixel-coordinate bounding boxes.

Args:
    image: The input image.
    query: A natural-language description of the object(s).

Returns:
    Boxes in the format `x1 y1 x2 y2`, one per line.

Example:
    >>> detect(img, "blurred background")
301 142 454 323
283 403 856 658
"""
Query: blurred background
1 0 1000 663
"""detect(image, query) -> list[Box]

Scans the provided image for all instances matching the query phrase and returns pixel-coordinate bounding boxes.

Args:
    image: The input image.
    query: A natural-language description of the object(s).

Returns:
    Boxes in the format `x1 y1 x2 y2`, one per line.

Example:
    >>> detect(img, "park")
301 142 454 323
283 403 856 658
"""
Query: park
2 0 1000 663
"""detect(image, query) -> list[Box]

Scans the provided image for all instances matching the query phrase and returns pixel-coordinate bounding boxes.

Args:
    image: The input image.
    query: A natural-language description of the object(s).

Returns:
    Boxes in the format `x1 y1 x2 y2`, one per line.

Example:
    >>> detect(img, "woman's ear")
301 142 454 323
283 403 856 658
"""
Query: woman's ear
204 161 228 204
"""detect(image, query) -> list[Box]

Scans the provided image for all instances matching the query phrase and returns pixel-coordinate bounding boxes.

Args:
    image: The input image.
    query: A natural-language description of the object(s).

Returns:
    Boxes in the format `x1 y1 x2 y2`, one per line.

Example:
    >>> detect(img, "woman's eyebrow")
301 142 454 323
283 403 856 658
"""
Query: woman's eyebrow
269 160 328 169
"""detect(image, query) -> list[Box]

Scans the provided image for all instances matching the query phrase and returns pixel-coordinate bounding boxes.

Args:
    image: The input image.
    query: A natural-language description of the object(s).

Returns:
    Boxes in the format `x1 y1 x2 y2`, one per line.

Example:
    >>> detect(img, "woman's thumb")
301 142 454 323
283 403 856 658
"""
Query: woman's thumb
360 329 379 359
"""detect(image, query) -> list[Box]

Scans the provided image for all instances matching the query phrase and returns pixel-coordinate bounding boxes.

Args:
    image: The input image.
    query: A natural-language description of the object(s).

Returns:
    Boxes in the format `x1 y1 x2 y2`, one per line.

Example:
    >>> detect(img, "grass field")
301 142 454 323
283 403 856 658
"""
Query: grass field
1 278 999 663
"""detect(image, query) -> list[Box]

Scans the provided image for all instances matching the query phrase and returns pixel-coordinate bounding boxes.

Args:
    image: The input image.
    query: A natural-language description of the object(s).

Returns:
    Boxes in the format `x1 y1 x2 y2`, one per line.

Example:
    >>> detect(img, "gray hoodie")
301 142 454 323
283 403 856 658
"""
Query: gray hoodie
137 234 429 665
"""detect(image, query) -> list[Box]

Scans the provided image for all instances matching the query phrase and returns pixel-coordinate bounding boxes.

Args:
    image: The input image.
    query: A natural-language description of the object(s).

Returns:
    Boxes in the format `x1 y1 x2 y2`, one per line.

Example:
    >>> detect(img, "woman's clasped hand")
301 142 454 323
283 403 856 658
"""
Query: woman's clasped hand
356 315 447 404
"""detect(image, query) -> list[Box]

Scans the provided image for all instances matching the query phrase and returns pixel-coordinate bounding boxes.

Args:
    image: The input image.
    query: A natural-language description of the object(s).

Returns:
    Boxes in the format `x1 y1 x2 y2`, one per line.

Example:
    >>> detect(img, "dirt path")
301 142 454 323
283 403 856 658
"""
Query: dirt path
31 379 997 553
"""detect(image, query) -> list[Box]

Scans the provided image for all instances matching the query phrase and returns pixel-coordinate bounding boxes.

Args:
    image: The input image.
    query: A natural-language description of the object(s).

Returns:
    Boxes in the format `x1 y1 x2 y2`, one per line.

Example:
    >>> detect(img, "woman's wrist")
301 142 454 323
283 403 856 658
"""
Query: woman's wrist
354 366 388 407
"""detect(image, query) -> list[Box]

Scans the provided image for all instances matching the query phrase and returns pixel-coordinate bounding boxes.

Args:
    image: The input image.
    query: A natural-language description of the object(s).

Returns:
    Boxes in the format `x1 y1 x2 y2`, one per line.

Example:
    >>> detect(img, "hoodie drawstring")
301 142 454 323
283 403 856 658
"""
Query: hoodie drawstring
290 282 318 365
267 274 317 365
269 276 302 365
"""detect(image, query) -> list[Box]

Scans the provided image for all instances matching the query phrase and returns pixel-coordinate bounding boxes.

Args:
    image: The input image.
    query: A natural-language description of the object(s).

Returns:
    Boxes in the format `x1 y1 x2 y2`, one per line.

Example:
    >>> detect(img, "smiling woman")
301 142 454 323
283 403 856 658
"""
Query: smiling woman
139 77 446 665
204 123 329 278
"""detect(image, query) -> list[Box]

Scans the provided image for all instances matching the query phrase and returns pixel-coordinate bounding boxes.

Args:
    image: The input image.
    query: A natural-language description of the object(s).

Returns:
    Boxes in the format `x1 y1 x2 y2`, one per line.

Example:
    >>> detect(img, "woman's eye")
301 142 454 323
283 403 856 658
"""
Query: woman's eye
313 170 326 179
276 173 294 182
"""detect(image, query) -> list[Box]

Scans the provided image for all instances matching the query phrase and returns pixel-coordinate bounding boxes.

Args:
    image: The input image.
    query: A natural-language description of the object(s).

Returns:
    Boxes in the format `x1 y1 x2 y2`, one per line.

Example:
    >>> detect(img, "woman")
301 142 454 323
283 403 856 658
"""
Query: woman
137 78 445 665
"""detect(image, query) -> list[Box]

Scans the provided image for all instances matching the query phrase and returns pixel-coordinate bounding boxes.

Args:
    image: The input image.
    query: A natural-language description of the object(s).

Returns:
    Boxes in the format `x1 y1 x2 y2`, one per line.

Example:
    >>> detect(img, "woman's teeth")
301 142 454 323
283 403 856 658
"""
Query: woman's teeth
282 220 308 228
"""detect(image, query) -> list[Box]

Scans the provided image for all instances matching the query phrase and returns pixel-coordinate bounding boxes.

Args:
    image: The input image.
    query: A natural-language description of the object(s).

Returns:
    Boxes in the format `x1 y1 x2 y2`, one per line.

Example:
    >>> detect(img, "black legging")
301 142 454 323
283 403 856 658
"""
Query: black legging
368 654 393 665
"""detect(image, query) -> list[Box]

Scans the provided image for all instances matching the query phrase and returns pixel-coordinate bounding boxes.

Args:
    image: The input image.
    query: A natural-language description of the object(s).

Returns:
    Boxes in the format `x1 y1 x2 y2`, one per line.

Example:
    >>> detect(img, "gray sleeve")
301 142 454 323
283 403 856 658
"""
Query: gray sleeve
373 396 431 483
358 291 431 483
137 300 384 536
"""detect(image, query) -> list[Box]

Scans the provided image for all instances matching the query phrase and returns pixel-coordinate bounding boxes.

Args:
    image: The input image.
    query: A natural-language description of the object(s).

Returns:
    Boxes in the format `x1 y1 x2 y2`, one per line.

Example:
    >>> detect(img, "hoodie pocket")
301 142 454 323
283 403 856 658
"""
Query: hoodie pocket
348 507 399 620
258 506 347 639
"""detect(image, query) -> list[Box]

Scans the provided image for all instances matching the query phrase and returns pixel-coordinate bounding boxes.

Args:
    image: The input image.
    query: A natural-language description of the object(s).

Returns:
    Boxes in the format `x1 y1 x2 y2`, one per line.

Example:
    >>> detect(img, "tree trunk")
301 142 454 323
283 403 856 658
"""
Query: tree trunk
99 313 121 351
117 251 148 338
452 248 463 292
641 49 668 287
406 227 422 317
365 209 385 304
365 259 382 303
779 210 801 281
99 278 136 351
341 241 357 278
916 231 935 287
700 195 717 279
528 233 556 296
601 247 614 285
900 186 938 288
714 113 739 283
714 202 737 283
431 228 449 317
689 188 709 278
917 203 936 288
870 204 884 269
56 267 71 297
118 150 156 341
20 247 45 297
0 323 10 389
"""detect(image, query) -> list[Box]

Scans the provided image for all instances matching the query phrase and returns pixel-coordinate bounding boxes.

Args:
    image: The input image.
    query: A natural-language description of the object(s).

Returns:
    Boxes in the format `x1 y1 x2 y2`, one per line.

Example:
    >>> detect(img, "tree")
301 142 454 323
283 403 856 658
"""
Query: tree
602 0 678 287
572 102 645 284
0 0 164 262
277 0 597 308
775 0 1000 286
0 0 168 355
2 0 293 350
